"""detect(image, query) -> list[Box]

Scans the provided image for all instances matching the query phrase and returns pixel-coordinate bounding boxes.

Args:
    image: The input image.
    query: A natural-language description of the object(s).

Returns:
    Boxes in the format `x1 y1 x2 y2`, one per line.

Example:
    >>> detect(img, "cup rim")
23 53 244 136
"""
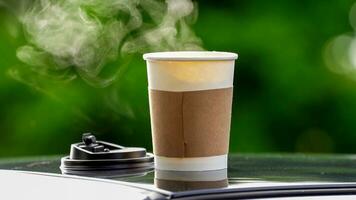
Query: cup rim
143 51 238 61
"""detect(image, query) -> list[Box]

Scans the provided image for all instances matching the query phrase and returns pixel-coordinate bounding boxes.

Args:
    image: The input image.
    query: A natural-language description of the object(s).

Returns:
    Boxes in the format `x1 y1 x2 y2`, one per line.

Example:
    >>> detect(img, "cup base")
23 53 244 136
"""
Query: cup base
154 155 227 171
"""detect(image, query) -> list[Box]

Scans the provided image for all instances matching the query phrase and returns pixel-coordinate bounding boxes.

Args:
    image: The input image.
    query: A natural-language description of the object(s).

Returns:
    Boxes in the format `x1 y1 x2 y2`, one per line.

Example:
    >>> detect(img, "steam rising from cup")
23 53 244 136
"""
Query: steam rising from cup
11 0 202 87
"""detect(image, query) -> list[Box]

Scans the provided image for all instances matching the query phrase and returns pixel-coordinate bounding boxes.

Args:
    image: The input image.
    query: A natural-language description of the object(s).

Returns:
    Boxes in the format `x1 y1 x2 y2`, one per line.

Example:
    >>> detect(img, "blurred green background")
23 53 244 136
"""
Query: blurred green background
1 0 356 158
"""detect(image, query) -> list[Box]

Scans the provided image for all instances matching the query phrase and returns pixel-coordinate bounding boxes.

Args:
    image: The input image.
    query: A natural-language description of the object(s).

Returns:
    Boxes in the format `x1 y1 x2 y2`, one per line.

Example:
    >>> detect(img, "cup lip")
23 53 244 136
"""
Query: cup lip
143 51 238 61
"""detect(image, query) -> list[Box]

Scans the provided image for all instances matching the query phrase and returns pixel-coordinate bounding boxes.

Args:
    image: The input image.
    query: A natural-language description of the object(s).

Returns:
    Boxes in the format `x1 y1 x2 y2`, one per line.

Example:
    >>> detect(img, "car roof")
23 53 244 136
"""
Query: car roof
1 153 356 199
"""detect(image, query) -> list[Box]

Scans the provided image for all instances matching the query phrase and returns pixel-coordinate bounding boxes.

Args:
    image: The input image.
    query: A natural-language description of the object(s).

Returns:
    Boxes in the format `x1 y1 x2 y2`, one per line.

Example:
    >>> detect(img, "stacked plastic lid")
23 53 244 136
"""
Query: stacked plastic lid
60 133 154 177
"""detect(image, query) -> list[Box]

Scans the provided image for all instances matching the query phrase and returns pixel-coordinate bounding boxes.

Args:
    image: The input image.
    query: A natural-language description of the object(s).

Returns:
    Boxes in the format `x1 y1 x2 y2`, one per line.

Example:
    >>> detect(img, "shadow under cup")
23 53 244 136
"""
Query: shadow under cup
154 169 228 192
144 51 238 171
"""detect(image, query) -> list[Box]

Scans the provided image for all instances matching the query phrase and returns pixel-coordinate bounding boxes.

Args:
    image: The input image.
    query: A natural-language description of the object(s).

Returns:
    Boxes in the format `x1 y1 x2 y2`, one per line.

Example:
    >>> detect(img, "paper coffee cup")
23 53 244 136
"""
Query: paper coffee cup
143 51 238 171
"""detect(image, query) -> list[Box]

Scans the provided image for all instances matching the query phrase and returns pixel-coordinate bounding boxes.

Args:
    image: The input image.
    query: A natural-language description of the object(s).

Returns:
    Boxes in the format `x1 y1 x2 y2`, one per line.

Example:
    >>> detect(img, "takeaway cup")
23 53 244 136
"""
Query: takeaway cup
143 51 238 171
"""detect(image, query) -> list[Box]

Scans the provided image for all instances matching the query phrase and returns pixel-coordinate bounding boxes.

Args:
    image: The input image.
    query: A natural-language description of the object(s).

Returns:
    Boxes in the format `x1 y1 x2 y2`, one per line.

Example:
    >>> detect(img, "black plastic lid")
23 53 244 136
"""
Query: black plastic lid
60 133 154 177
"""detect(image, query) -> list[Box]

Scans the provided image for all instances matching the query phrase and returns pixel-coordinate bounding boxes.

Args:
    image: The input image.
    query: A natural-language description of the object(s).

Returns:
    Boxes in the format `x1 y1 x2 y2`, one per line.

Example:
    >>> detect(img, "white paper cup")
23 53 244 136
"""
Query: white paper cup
144 51 238 171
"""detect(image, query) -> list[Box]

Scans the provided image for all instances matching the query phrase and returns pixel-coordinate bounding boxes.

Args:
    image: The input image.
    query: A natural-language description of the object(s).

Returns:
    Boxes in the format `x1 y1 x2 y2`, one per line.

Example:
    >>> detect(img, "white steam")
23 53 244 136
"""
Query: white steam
15 0 202 87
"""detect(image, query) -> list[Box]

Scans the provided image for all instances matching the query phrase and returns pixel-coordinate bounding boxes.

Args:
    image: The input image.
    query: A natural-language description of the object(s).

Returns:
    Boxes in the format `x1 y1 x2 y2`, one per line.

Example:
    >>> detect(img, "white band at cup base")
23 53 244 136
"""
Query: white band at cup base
154 155 228 171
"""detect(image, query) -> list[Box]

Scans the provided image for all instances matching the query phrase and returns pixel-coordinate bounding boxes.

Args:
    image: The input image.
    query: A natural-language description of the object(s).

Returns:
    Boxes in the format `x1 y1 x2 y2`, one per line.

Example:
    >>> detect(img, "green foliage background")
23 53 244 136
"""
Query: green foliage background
1 0 356 157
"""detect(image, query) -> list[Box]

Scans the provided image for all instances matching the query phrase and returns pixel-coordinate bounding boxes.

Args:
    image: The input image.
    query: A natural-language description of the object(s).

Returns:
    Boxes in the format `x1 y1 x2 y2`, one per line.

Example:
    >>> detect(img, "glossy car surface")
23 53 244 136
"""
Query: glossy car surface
1 154 356 199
